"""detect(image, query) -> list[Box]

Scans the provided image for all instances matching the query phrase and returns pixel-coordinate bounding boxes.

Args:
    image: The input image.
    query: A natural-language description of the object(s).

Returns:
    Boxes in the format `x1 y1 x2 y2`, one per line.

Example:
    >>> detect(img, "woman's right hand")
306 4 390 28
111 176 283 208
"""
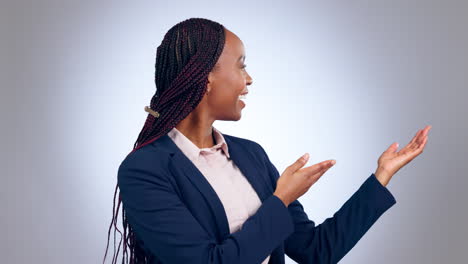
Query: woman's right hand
373 125 431 187
273 153 336 207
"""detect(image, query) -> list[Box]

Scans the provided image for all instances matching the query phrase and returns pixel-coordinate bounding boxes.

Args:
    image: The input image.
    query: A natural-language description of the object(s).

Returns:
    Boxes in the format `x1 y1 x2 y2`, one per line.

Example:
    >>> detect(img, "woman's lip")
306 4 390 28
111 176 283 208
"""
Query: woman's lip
239 99 246 106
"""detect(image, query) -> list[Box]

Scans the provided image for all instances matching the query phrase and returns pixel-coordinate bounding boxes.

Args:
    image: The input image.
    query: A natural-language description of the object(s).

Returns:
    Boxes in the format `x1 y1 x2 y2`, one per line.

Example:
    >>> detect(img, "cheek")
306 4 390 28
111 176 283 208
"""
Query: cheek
218 72 244 93
228 71 246 91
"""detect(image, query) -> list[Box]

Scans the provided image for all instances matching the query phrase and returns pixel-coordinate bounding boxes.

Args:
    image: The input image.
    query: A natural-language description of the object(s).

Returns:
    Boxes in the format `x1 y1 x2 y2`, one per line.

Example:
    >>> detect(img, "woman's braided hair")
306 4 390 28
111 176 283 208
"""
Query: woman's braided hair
103 17 226 264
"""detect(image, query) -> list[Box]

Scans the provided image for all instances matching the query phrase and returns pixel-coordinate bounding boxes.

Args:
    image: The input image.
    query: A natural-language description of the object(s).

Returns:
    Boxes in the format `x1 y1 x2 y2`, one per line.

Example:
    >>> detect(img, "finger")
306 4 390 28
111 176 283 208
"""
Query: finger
288 153 310 173
416 125 431 144
417 134 428 151
303 159 336 178
299 159 335 177
401 137 419 155
399 139 418 156
417 129 429 145
308 162 334 184
407 128 426 151
403 135 427 162
422 125 432 137
406 133 428 157
405 137 423 154
409 129 422 145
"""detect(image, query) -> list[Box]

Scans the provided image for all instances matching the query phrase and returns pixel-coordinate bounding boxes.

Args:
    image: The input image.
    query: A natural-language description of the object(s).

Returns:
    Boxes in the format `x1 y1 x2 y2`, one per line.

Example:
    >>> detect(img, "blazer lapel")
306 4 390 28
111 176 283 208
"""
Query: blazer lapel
224 136 270 203
169 150 231 239
154 132 270 240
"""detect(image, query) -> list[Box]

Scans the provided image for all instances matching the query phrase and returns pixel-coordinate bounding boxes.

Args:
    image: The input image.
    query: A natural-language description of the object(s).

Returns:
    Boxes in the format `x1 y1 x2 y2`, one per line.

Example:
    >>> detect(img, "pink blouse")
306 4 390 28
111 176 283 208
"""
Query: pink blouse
167 126 271 264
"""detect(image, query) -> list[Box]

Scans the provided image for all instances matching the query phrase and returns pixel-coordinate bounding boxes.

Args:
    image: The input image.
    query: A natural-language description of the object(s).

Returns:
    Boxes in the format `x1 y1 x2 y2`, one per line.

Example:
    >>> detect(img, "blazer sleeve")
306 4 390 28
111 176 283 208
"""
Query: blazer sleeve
117 157 295 264
257 145 397 264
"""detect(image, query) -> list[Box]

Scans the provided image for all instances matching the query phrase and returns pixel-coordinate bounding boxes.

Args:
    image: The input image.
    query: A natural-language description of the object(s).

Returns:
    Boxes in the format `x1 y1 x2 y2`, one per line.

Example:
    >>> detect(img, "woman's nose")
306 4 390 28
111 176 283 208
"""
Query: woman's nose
246 73 253 86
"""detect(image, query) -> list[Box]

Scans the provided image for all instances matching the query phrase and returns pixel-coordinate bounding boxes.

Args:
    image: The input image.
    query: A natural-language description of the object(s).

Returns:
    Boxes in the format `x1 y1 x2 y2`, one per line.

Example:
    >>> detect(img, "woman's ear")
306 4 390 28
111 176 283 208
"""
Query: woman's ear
207 72 214 93
206 81 211 94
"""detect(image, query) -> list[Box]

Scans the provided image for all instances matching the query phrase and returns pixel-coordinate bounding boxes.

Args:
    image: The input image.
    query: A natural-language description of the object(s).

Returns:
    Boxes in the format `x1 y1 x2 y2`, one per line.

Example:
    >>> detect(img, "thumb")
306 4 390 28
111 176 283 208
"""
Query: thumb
289 153 309 172
385 142 399 153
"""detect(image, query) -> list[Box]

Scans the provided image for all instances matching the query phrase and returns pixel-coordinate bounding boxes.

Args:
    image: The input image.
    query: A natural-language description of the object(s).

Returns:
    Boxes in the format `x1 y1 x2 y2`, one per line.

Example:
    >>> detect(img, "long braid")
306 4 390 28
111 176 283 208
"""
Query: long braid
103 18 226 264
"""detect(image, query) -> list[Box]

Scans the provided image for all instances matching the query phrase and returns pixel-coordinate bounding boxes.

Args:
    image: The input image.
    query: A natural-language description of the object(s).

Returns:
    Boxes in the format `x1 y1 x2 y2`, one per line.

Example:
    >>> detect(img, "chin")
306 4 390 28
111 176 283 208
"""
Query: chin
233 109 243 120
218 112 242 121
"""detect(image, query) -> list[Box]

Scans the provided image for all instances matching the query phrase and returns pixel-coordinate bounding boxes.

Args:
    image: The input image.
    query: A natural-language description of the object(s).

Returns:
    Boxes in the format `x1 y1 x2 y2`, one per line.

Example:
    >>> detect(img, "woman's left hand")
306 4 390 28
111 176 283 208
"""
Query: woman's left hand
374 125 432 187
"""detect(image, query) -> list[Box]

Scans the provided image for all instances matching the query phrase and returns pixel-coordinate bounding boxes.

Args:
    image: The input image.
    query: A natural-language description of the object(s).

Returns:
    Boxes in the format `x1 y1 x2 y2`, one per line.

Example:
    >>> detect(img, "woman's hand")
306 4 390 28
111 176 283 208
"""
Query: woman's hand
274 154 336 207
374 125 432 187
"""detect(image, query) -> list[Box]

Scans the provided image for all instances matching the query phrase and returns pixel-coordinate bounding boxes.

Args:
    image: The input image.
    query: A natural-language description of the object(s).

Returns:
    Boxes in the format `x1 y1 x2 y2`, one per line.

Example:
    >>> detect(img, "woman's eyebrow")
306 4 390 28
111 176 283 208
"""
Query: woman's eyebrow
238 55 245 61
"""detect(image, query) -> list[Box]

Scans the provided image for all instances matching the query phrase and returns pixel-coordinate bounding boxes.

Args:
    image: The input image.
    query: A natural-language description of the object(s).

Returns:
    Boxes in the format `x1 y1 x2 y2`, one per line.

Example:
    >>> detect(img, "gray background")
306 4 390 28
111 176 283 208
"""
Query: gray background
1 0 467 263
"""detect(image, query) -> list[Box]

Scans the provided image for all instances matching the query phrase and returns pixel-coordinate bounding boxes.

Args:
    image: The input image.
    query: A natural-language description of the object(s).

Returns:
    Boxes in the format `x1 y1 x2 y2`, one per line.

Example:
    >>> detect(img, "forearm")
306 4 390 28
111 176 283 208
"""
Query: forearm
285 173 397 263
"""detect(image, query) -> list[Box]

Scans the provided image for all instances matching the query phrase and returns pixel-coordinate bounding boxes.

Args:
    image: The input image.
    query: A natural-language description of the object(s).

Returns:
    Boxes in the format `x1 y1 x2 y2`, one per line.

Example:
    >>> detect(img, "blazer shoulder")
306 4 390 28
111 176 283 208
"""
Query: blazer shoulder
223 133 266 154
222 133 273 170
118 143 172 177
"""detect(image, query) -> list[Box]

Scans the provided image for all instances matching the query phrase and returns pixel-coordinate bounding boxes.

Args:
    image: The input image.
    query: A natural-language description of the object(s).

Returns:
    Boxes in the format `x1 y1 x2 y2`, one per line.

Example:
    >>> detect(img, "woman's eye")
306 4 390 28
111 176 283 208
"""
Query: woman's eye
241 64 247 69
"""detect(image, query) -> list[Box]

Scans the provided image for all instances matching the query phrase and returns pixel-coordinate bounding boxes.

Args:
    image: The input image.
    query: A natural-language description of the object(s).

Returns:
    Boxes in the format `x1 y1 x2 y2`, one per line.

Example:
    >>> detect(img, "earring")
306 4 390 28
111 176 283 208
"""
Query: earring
144 106 160 118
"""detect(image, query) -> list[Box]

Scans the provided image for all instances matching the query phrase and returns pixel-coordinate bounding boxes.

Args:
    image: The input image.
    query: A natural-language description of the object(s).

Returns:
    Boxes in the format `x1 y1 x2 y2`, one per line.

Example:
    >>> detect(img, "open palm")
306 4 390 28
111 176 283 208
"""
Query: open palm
375 125 432 186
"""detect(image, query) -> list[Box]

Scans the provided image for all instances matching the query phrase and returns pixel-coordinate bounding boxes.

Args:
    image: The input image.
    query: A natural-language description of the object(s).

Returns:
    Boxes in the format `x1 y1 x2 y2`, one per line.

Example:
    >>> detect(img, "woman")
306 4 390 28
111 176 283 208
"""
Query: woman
103 17 431 264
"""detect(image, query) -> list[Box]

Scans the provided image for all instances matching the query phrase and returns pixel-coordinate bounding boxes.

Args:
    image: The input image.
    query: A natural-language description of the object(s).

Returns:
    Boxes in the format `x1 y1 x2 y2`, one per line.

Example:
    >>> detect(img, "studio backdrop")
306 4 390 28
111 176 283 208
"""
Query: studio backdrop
1 0 466 263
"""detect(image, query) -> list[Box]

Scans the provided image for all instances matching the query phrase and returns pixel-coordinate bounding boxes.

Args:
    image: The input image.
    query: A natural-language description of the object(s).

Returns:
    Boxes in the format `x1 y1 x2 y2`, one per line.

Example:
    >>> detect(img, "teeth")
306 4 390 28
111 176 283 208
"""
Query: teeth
239 94 247 99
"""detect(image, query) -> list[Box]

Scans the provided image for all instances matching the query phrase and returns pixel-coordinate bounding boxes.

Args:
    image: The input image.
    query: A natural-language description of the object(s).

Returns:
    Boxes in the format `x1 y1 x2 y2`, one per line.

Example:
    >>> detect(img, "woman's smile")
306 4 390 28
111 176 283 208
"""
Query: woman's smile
239 99 246 107
238 95 246 107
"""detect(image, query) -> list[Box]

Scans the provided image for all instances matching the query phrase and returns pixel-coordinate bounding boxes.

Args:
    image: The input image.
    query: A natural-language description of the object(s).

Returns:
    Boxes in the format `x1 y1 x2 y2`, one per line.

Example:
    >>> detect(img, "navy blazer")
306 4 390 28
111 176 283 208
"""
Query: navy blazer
117 132 397 264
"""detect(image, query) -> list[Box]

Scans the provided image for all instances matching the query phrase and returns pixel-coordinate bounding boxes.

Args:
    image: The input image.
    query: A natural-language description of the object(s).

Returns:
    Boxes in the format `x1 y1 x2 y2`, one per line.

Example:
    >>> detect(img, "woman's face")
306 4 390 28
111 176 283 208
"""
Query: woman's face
205 28 253 121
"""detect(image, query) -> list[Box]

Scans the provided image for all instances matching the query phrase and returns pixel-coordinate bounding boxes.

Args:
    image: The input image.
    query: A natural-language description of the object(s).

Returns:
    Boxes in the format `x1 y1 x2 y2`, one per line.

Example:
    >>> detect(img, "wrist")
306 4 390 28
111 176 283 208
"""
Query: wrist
273 192 289 207
374 167 391 187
